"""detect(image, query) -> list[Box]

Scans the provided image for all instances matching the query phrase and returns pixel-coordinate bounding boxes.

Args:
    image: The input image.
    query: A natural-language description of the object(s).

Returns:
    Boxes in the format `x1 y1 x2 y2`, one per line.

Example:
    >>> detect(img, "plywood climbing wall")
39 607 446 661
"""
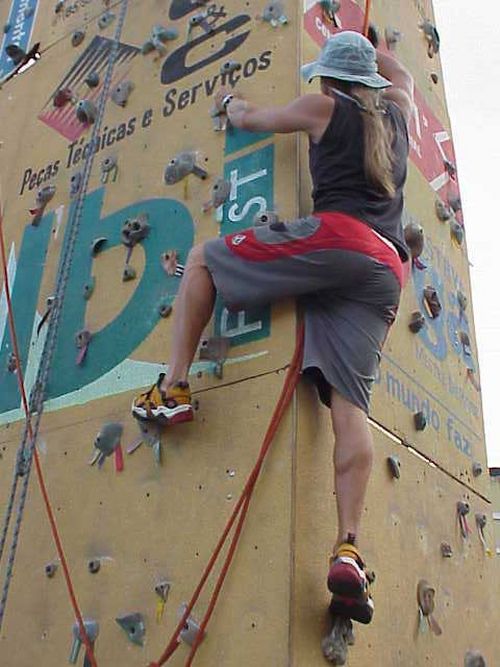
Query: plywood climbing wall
0 1 497 666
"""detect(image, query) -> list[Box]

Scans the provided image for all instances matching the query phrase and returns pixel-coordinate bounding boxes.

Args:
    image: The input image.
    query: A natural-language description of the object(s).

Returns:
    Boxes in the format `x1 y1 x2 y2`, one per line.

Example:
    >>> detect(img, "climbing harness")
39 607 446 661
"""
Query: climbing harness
0 1 131 660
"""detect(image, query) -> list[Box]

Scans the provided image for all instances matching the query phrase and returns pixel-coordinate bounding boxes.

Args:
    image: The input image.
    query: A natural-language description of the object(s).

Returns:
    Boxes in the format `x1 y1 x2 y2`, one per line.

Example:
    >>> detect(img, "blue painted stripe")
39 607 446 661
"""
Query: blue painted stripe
0 0 39 79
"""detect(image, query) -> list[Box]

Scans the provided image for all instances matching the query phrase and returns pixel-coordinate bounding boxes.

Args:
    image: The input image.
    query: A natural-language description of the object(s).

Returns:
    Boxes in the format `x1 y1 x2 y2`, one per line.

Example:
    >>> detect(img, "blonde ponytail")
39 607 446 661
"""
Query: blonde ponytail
351 86 396 198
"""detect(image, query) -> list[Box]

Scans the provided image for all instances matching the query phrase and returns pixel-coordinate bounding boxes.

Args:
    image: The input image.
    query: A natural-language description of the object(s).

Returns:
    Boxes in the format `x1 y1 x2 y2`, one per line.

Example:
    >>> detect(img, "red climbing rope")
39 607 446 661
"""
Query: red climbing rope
362 0 372 36
150 323 304 667
0 201 98 667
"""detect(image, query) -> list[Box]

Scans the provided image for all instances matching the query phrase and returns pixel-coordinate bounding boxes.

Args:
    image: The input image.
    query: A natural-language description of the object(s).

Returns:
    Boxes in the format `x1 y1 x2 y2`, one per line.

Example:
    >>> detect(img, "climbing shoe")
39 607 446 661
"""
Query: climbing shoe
131 374 193 425
327 537 374 624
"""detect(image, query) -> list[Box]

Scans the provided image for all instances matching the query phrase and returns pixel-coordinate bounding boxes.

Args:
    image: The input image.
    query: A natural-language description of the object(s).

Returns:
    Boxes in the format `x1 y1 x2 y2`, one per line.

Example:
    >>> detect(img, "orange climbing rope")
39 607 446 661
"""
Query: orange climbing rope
151 323 304 667
362 0 372 36
0 200 98 667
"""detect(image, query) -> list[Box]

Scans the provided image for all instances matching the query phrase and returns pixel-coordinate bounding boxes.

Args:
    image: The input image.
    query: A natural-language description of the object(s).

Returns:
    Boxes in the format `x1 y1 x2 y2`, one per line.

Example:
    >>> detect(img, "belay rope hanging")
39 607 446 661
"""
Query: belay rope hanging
0 1 131 663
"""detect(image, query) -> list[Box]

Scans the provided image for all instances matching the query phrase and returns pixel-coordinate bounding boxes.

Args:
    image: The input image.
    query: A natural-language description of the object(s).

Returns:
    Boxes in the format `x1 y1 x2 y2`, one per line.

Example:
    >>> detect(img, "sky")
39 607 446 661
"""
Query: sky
433 0 500 466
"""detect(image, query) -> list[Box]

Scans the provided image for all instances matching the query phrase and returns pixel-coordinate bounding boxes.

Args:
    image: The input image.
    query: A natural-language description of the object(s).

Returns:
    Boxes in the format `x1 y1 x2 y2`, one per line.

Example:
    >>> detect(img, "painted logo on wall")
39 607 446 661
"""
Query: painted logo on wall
38 36 140 142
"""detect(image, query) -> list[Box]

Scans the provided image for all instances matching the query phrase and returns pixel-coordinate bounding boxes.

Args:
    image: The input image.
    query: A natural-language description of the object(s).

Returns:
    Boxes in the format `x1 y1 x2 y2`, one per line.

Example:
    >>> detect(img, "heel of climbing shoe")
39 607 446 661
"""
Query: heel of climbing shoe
329 594 374 625
327 556 367 598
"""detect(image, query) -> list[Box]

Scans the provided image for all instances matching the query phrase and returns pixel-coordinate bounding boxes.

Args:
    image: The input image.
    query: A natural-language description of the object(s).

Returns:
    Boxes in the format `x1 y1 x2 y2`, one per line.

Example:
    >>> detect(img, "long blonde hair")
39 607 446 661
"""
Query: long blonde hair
350 85 395 198
325 79 396 198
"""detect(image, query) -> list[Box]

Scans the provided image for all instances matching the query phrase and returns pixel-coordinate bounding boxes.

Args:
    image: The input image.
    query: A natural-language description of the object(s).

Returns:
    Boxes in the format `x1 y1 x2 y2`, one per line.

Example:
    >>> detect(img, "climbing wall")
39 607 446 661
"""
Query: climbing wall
0 1 496 666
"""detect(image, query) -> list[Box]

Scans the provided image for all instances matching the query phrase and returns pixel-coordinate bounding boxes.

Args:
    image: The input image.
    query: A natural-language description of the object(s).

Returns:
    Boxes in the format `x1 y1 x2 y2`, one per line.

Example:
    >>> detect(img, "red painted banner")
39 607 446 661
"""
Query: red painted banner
303 1 462 212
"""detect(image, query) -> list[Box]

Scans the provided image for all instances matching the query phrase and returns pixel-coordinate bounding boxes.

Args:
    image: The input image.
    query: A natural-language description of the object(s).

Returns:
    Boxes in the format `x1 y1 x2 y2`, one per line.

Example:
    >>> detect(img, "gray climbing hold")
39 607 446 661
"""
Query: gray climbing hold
420 18 440 58
83 277 96 300
385 27 402 50
164 151 208 184
178 604 205 647
199 337 230 379
404 221 424 259
68 619 99 664
35 185 56 207
253 210 280 227
7 353 17 373
203 178 230 212
71 29 85 47
450 220 464 245
85 71 100 88
122 265 136 282
159 303 173 319
387 455 401 479
76 99 97 125
220 60 241 75
70 171 83 198
87 558 101 574
101 155 118 184
142 25 179 56
121 214 150 247
91 237 108 256
409 311 425 334
457 290 468 314
24 5 34 18
464 651 487 667
414 411 427 431
90 422 123 468
98 10 115 30
45 562 58 578
448 195 462 213
457 500 470 516
116 613 146 647
260 1 288 26
472 461 483 477
435 199 452 222
55 0 64 13
440 542 452 558
111 80 134 108
423 286 441 319
459 331 472 357
430 72 439 84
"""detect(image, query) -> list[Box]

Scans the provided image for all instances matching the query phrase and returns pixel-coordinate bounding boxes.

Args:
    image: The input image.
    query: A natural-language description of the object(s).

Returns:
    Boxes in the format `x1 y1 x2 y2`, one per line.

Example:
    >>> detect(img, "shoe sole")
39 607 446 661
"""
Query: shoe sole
329 594 374 625
328 557 367 598
132 403 194 425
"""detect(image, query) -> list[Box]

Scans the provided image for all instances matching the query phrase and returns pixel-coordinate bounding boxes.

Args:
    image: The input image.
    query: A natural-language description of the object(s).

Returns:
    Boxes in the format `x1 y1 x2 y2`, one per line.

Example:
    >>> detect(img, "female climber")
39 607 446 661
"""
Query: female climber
132 30 413 623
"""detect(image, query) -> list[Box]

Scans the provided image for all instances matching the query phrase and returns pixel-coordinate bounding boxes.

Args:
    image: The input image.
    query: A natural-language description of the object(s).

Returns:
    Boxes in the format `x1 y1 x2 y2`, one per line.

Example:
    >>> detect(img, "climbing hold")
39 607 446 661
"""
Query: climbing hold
459 331 472 357
423 286 442 319
24 4 35 18
83 277 96 300
159 303 173 319
53 87 74 108
89 422 123 469
320 1 341 24
70 171 83 198
155 580 171 623
450 220 464 246
444 159 456 179
6 44 28 65
435 199 453 222
68 619 99 664
75 329 92 365
55 0 65 13
457 500 471 539
472 461 483 477
186 7 225 39
98 10 115 30
253 210 280 227
457 290 468 315
30 185 56 226
85 71 100 88
409 311 425 334
45 562 58 578
37 296 55 337
258 1 288 27
419 19 440 58
164 151 208 185
122 265 136 282
440 542 453 558
142 25 179 56
76 99 98 125
116 613 146 647
101 155 118 184
220 60 241 76
7 352 17 373
475 512 492 555
321 615 354 665
199 337 230 379
209 102 229 132
178 604 205 647
464 651 487 667
448 195 462 213
161 250 184 277
385 27 402 50
202 178 230 213
121 214 150 247
127 421 162 464
417 580 442 635
466 368 481 392
111 80 134 108
71 29 86 48
430 72 439 84
91 237 108 256
414 411 427 431
87 558 101 575
404 221 425 260
386 455 401 479
475 512 487 530
3 22 12 34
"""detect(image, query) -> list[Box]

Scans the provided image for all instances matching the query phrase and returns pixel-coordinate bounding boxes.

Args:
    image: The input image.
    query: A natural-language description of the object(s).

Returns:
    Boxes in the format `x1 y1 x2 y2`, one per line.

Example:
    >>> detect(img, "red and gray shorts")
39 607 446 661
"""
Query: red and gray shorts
204 212 403 413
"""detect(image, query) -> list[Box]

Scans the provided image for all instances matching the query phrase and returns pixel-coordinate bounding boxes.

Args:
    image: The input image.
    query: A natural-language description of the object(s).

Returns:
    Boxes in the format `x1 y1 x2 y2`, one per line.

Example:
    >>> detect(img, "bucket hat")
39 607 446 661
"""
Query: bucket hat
301 31 391 89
